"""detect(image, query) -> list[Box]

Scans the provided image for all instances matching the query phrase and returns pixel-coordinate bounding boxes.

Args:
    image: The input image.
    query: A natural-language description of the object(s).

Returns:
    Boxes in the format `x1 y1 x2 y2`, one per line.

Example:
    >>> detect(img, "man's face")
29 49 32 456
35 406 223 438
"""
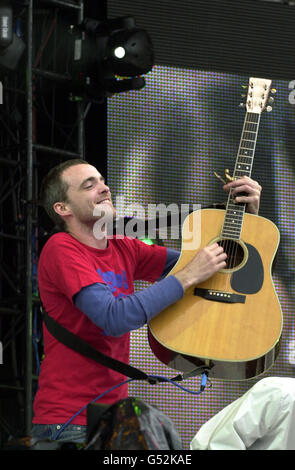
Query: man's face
59 163 116 225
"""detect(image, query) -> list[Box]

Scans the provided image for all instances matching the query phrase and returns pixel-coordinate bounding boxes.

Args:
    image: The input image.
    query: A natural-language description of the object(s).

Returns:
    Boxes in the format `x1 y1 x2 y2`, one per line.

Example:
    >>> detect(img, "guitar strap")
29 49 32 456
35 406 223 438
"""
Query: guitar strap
41 306 152 382
41 307 189 384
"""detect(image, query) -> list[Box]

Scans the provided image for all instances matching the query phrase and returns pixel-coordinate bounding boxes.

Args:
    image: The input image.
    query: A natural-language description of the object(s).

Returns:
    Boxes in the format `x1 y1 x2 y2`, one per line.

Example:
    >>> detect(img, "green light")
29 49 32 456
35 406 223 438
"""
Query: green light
139 237 164 246
140 238 154 245
132 398 142 416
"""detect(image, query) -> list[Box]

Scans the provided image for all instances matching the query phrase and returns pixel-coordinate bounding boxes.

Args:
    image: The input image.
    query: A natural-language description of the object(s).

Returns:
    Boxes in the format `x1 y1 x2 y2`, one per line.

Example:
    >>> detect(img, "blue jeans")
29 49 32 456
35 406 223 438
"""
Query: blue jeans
31 424 87 444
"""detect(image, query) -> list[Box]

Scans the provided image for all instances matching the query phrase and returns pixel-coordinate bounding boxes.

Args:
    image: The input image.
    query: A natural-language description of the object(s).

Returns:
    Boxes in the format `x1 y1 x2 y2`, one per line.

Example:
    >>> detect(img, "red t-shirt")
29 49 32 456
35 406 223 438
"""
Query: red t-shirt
33 232 167 425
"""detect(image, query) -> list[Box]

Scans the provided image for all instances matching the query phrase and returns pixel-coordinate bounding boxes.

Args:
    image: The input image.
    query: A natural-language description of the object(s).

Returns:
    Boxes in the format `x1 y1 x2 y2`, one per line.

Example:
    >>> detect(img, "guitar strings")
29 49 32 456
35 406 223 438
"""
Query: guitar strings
219 189 244 292
222 113 254 283
228 114 256 274
216 105 261 290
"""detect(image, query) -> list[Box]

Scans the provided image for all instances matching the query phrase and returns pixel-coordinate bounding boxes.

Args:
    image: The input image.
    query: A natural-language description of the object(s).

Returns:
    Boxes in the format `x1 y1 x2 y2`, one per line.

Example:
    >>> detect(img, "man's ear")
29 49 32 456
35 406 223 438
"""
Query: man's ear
53 201 71 217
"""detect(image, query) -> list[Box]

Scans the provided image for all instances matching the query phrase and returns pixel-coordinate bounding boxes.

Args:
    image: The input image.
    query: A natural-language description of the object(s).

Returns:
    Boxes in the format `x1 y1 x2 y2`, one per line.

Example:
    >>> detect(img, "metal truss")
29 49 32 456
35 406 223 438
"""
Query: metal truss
0 0 86 445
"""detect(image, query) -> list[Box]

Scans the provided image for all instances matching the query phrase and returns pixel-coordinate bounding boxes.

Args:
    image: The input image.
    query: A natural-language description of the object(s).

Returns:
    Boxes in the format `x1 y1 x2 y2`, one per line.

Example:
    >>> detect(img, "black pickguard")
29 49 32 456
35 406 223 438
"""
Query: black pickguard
230 243 264 294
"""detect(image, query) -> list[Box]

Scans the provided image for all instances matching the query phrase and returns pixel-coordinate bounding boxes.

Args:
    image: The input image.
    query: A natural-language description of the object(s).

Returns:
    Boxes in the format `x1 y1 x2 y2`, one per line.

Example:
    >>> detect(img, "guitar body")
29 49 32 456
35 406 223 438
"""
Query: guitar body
148 208 283 380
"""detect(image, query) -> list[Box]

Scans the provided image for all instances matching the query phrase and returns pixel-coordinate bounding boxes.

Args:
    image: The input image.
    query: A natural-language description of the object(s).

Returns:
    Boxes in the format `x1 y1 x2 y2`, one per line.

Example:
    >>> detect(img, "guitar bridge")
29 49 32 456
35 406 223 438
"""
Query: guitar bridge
194 288 246 304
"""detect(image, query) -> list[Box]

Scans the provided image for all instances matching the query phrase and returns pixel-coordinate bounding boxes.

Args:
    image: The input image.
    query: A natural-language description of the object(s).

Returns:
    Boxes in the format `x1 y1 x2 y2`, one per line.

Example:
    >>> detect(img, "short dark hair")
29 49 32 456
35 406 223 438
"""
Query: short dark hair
39 159 89 230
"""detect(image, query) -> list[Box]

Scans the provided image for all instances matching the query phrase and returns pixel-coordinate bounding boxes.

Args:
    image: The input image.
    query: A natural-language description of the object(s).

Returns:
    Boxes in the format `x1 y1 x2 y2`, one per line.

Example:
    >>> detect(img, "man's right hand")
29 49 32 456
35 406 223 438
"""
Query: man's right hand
173 243 227 290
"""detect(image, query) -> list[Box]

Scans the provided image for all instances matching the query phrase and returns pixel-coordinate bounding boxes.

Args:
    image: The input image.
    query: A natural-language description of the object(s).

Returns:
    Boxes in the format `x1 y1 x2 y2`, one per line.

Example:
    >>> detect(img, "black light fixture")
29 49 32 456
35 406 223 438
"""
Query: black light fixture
103 18 154 78
0 2 25 71
67 16 154 100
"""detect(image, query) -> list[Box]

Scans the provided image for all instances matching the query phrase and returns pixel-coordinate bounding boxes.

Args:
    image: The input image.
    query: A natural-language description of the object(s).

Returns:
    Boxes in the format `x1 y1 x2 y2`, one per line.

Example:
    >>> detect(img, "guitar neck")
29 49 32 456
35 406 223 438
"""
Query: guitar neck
221 111 261 240
234 111 261 180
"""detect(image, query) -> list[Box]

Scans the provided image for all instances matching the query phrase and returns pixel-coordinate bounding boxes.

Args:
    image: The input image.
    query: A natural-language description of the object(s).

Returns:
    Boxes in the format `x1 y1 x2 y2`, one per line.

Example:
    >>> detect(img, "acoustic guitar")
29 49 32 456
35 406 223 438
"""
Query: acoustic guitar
148 77 283 380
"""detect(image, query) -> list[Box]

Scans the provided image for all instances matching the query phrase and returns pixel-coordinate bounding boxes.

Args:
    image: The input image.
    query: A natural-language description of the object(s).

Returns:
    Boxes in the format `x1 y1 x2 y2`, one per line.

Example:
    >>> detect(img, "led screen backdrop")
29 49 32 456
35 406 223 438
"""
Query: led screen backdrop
107 1 295 449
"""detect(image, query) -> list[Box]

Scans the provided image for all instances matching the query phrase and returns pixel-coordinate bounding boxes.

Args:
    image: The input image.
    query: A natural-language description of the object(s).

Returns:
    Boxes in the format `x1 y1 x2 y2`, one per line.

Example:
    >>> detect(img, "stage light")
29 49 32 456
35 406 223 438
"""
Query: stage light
0 2 25 71
105 23 154 77
67 16 154 101
113 46 125 59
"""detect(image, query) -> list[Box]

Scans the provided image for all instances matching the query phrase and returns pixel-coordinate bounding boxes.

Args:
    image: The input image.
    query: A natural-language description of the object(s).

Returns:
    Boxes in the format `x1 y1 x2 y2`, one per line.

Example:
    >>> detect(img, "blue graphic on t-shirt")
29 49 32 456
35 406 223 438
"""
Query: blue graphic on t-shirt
96 268 128 298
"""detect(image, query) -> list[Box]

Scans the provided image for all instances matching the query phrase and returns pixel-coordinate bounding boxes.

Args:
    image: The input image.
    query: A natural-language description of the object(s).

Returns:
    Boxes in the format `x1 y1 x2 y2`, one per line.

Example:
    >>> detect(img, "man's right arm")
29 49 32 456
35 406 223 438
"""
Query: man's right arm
74 275 184 337
173 242 227 290
74 242 226 337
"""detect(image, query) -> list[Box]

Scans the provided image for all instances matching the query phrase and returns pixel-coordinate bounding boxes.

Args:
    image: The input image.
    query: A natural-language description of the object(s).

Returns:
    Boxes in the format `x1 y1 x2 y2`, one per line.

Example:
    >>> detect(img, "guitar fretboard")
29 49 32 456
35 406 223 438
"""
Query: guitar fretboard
221 112 261 240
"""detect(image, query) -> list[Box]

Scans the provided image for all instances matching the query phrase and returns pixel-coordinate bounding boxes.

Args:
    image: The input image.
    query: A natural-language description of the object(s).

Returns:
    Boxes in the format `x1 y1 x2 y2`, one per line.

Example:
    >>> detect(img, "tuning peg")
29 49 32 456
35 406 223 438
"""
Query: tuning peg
241 85 247 89
268 97 274 103
241 93 246 98
239 102 246 108
271 88 277 94
266 105 272 112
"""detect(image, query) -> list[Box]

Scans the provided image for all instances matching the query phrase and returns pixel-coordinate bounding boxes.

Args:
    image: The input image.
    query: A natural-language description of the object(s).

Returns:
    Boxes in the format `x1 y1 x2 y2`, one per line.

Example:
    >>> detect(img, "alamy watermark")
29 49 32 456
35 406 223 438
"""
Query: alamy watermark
93 196 202 250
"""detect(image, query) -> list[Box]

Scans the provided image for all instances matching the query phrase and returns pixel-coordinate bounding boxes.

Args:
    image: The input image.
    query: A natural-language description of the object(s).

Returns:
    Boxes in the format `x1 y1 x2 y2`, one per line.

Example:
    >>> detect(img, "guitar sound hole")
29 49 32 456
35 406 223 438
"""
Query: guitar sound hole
217 239 245 270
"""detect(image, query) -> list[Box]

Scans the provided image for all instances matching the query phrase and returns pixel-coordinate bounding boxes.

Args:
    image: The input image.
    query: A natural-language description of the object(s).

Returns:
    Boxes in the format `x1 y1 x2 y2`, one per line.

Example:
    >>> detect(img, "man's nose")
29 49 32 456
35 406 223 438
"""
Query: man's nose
99 182 110 194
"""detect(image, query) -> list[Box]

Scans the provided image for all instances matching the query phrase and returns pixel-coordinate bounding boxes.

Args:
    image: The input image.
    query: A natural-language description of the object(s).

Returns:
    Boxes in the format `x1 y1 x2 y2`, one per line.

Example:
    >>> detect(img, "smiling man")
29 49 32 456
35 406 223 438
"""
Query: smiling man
32 159 260 444
50 161 116 246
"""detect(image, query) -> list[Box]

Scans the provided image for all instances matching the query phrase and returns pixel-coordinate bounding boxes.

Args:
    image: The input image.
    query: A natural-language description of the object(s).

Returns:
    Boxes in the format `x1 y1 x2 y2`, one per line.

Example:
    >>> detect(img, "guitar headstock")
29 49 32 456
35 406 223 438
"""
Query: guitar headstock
244 77 275 114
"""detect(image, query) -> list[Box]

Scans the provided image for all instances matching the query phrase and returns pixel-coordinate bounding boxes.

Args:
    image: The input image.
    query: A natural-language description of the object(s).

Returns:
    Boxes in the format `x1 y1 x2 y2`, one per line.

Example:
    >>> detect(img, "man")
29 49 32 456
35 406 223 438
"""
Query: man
31 159 261 443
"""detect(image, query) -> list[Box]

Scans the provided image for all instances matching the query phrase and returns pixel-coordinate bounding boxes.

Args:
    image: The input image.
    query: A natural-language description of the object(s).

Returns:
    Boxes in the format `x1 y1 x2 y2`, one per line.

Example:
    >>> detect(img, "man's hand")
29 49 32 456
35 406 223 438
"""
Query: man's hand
223 176 262 215
174 243 227 291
